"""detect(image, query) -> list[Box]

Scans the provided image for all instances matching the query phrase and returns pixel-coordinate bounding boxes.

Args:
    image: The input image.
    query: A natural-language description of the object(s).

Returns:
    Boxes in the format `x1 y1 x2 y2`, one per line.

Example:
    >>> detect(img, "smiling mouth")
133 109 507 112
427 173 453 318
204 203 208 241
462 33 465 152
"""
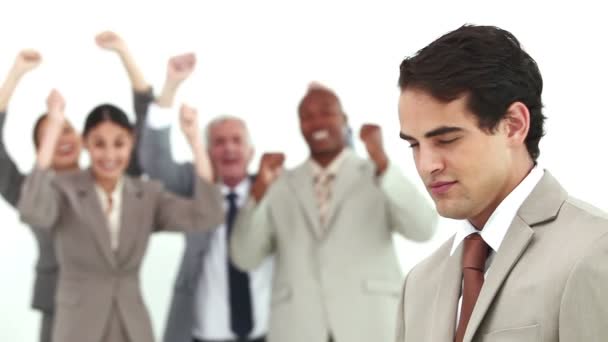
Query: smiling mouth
429 181 457 195
98 161 120 172
57 143 75 155
312 130 329 141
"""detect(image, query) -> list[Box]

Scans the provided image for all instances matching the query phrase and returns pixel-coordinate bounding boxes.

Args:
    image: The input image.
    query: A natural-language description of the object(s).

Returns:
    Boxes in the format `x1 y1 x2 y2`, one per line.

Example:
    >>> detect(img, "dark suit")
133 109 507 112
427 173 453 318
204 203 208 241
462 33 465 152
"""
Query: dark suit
0 89 153 342
139 122 271 342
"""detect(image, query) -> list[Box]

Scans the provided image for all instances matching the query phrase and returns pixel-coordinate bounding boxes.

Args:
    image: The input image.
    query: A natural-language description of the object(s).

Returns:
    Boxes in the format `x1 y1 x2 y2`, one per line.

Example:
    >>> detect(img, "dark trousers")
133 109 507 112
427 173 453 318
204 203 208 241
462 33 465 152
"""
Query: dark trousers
193 336 265 342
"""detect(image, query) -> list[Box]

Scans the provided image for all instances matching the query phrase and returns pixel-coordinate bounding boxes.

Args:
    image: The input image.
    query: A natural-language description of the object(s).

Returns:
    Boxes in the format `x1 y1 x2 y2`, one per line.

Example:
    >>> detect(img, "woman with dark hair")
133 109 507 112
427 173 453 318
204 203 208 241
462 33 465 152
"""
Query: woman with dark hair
18 90 223 342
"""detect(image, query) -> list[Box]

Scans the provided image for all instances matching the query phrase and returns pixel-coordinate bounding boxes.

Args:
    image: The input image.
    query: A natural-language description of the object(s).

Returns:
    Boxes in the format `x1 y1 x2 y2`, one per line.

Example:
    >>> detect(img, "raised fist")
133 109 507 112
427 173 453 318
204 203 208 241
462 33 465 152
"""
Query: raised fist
95 31 126 52
359 123 388 174
46 89 66 123
167 53 196 83
12 49 41 75
251 152 285 201
179 104 200 143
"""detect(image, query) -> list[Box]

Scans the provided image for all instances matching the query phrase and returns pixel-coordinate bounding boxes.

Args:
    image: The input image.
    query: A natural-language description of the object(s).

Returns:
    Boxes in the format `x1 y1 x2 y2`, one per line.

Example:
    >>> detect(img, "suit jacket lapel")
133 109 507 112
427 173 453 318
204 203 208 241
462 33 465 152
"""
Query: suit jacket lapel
117 177 144 266
431 237 462 342
76 171 117 268
324 152 363 230
287 163 323 239
463 217 534 341
463 171 567 341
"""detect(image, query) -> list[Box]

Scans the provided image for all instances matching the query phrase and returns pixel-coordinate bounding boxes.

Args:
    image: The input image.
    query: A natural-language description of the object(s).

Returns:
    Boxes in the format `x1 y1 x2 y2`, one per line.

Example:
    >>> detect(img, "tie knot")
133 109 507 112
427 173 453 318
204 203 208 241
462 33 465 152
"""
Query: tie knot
226 192 238 203
314 171 334 185
462 234 489 271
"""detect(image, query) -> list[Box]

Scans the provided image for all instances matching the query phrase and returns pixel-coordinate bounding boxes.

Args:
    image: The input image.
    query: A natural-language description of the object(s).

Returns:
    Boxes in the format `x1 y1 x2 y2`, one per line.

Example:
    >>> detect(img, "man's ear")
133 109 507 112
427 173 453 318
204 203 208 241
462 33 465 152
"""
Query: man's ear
502 101 530 147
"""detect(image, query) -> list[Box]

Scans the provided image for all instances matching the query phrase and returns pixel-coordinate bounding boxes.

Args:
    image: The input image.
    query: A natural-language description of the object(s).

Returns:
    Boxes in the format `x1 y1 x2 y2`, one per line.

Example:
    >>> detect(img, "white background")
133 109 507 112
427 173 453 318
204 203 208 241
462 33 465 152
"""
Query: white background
1 0 606 340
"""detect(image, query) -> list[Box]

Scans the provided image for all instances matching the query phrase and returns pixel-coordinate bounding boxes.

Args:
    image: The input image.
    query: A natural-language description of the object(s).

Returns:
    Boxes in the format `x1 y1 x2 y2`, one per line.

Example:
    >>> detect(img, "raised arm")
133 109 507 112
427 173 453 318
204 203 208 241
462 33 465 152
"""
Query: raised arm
0 50 41 206
156 53 196 108
178 104 213 183
230 152 284 270
95 31 149 93
18 90 66 229
360 124 438 241
95 31 154 176
138 54 198 196
153 167 223 233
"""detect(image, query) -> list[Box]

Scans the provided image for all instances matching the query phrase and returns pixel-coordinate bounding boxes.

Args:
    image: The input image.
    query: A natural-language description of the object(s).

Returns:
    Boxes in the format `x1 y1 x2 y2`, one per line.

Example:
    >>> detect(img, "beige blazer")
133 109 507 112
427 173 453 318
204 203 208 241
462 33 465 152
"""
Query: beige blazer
396 171 608 342
230 151 438 342
18 168 223 342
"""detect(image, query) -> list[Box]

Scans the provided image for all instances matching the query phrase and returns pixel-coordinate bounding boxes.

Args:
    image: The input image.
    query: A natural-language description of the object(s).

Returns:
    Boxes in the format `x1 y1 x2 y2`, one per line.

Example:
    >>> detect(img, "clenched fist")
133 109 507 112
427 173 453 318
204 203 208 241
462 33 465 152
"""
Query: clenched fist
360 123 388 175
12 49 41 76
95 31 126 52
167 53 196 83
46 89 66 124
179 104 200 144
250 152 285 202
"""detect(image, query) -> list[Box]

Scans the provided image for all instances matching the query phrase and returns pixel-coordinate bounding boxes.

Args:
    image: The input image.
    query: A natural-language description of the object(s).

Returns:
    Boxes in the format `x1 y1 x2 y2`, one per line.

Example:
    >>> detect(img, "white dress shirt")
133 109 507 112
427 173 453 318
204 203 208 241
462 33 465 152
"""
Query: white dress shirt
146 104 174 129
450 165 544 324
94 178 124 251
146 104 273 338
192 172 274 340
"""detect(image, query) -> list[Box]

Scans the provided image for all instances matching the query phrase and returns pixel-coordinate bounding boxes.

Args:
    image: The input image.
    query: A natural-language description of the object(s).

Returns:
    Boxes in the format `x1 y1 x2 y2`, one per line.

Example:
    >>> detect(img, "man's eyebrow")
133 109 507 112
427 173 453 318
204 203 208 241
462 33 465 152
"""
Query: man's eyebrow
400 126 465 141
400 126 464 141
399 132 415 141
424 126 464 138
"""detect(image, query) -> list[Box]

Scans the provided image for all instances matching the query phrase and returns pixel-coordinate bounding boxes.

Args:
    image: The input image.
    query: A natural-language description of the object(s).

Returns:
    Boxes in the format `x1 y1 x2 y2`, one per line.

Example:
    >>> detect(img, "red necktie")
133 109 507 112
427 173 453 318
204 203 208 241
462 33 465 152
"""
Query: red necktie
455 234 489 342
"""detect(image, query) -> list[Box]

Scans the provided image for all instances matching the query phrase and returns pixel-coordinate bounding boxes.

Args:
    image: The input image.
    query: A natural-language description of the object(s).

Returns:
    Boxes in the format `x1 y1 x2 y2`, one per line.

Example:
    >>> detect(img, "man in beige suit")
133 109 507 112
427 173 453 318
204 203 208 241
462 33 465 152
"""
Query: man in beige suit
230 83 438 342
396 25 608 342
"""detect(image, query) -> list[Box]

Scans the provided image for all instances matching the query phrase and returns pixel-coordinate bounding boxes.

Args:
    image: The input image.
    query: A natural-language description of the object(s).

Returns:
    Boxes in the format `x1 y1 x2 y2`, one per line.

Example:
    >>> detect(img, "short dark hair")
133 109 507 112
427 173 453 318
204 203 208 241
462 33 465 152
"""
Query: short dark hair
83 104 133 137
32 113 48 149
297 87 344 116
398 24 545 160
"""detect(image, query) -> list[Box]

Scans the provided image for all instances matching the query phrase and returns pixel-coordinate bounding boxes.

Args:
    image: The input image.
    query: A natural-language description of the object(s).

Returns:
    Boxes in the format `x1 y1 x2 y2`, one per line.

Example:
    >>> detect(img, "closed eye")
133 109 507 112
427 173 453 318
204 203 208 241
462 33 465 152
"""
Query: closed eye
408 142 419 148
438 137 461 145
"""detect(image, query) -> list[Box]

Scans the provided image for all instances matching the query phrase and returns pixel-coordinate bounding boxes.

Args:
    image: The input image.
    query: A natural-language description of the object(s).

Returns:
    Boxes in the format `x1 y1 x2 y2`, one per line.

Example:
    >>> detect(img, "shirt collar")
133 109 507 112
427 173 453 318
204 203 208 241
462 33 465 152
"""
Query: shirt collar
94 177 124 202
309 148 350 177
220 177 251 200
450 165 544 255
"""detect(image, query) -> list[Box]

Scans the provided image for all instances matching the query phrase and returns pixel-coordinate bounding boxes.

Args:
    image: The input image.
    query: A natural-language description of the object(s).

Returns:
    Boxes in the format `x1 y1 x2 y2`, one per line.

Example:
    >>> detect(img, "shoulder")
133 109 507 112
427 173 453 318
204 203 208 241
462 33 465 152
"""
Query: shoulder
126 175 165 194
52 169 91 190
563 196 608 222
558 195 608 238
406 236 454 286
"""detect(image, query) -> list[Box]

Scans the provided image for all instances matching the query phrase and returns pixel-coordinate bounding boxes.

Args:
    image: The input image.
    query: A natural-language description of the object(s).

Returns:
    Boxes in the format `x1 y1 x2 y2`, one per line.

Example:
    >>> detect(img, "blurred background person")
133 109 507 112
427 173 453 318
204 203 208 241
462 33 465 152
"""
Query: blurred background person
18 91 224 342
230 83 438 342
140 73 273 341
0 31 157 341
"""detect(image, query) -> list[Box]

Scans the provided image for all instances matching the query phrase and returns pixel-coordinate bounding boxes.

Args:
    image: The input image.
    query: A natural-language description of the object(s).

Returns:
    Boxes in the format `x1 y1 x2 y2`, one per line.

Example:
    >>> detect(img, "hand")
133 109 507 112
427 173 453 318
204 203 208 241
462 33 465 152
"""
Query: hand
179 104 200 144
46 89 66 123
12 49 42 76
167 53 196 83
360 123 388 174
95 31 126 52
37 89 66 169
250 152 285 201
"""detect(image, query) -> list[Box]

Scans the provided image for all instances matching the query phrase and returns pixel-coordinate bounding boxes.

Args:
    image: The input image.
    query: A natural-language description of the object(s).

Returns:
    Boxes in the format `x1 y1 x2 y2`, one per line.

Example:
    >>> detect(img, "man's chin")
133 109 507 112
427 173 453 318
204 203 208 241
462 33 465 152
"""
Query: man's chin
219 172 247 182
310 145 341 156
435 202 470 220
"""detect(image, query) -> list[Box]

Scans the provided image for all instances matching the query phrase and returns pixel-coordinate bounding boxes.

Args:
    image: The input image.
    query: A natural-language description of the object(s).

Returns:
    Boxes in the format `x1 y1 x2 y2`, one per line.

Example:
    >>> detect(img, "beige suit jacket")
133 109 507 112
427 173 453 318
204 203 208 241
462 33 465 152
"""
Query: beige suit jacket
231 151 438 342
18 168 223 342
396 171 608 342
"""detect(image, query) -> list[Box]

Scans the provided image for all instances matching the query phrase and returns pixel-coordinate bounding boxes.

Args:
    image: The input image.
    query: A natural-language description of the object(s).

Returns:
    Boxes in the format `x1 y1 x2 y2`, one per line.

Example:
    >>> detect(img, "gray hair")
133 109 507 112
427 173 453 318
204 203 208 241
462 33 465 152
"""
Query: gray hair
204 115 253 147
